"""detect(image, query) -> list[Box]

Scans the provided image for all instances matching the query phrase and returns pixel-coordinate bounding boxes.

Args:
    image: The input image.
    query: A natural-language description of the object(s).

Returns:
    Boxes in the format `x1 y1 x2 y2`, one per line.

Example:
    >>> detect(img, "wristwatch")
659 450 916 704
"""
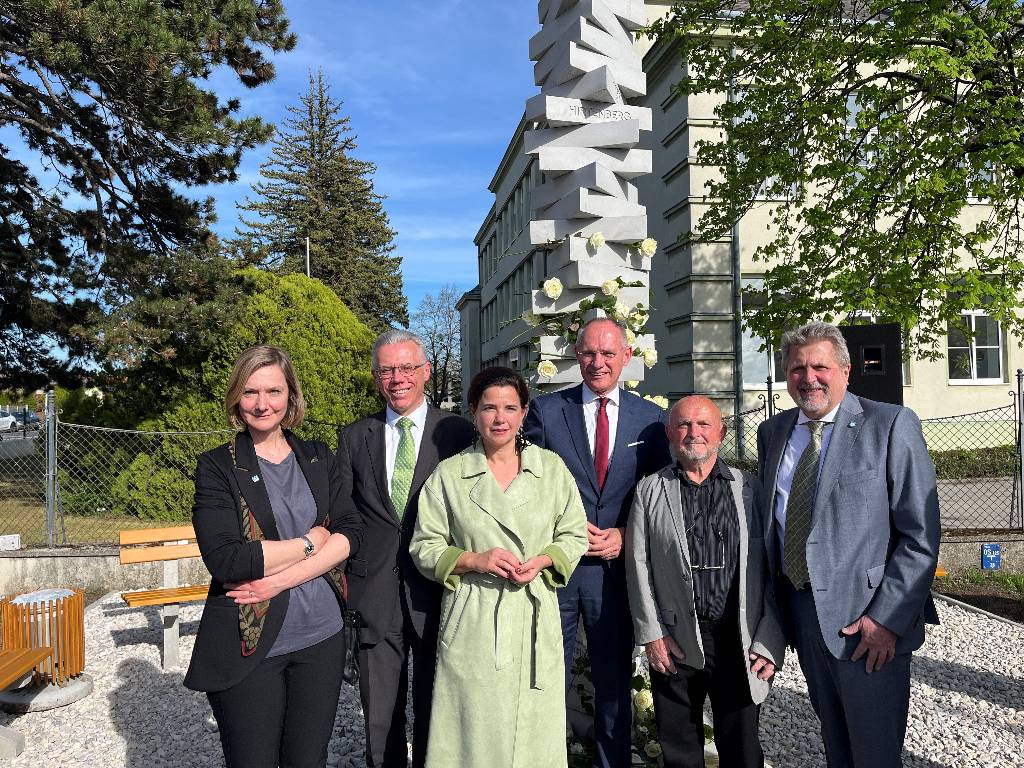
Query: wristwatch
300 535 315 559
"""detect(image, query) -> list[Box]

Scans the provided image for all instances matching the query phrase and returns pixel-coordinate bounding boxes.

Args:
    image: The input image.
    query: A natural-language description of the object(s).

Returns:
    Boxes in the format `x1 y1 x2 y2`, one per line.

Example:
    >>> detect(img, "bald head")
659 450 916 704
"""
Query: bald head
666 396 726 468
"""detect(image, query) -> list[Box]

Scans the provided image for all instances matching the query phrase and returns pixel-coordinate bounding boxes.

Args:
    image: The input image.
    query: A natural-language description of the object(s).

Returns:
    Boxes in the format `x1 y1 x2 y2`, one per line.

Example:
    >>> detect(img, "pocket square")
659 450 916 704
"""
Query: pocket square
627 440 644 447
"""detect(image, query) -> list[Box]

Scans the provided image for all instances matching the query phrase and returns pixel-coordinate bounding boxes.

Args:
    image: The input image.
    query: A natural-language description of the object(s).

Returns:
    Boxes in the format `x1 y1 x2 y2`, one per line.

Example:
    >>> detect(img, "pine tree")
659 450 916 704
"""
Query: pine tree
236 70 406 331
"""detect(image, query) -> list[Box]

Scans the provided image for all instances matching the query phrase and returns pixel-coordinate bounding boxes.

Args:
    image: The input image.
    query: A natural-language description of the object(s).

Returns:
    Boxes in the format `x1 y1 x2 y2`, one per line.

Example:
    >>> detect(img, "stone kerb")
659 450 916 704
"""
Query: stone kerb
525 0 657 391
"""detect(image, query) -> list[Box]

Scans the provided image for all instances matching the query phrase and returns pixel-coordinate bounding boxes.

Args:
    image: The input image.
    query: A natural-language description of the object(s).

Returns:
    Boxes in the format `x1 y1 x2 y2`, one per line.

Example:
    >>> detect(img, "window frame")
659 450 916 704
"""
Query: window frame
947 310 1005 385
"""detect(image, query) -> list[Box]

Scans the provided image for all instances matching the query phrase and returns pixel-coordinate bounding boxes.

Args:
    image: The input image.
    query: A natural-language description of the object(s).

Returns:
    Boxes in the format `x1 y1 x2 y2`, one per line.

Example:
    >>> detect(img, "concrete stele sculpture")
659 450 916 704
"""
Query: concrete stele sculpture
525 0 655 388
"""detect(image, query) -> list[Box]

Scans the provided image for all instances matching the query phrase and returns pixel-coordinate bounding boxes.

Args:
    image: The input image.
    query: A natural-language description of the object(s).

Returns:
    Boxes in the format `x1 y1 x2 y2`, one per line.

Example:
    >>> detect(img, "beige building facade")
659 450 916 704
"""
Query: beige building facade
460 2 1022 420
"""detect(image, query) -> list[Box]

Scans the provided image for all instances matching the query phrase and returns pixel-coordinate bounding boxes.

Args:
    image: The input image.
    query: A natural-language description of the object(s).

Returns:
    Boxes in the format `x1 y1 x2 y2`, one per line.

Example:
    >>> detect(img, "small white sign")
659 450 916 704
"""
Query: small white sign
0 534 22 551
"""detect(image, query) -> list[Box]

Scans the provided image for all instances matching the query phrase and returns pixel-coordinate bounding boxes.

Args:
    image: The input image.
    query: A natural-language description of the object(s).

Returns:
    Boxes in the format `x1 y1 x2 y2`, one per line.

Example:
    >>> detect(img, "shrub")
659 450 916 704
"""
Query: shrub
929 445 1016 480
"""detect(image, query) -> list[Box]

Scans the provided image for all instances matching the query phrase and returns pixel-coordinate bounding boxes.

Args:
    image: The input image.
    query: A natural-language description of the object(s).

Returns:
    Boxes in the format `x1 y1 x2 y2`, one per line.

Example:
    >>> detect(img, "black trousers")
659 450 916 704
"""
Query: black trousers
650 614 763 768
357 590 437 768
207 630 346 768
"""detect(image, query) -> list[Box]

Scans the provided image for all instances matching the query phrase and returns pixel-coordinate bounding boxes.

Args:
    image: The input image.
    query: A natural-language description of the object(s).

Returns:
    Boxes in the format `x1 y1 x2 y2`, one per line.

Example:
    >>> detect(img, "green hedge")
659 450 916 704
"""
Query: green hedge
929 445 1016 480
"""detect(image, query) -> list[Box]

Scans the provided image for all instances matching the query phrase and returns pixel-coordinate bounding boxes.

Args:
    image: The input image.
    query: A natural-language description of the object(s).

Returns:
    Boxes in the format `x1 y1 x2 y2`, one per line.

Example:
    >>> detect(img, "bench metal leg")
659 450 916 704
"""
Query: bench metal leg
161 603 179 670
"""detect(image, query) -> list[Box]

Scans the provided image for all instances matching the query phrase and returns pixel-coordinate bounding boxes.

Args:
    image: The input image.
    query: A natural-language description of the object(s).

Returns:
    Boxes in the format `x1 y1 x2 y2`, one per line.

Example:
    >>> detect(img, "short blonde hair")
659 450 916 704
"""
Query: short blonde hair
224 345 306 430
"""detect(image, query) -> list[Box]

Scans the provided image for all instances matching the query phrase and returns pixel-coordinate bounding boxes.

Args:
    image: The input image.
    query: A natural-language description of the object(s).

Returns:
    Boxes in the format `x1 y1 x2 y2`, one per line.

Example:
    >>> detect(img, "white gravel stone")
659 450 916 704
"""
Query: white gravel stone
0 593 1019 766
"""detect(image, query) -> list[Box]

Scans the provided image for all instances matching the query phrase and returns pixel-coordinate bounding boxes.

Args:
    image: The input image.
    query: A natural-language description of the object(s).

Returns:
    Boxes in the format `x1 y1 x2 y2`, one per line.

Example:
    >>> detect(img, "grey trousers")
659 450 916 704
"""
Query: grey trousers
787 585 911 768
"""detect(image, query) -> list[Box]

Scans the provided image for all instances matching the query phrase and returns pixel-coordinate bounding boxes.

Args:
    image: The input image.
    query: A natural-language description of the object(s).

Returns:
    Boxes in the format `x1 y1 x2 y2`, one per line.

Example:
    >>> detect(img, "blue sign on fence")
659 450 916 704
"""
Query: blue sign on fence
981 543 1001 570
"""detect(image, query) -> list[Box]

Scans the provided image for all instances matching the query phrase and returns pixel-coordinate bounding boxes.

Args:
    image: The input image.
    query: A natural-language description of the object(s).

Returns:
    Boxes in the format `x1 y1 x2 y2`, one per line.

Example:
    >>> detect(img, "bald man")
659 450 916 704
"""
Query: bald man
625 396 785 768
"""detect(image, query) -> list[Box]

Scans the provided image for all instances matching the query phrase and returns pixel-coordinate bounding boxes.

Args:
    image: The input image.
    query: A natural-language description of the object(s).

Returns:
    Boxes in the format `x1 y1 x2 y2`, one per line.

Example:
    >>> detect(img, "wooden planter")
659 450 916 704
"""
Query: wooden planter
0 588 85 687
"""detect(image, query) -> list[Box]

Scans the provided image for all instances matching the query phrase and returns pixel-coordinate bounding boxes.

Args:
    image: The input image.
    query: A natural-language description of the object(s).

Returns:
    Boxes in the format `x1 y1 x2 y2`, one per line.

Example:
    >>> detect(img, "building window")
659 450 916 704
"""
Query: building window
947 312 1003 383
740 277 783 387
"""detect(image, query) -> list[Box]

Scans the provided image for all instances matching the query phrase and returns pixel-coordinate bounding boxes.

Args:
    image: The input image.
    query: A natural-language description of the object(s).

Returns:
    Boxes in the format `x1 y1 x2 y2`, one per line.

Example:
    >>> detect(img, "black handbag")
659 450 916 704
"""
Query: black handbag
342 608 362 686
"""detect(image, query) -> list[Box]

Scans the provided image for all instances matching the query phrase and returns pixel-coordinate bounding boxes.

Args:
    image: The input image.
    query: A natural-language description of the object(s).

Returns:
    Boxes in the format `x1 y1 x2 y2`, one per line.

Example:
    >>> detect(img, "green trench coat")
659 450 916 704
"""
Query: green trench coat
410 444 588 768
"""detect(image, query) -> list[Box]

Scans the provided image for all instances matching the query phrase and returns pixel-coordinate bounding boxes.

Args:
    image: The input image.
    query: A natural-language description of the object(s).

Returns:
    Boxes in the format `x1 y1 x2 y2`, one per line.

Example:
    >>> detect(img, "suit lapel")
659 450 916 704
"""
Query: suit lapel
659 470 692 571
464 447 527 549
605 390 637 495
411 407 441 495
364 414 400 527
560 385 599 494
815 393 865 512
231 431 281 541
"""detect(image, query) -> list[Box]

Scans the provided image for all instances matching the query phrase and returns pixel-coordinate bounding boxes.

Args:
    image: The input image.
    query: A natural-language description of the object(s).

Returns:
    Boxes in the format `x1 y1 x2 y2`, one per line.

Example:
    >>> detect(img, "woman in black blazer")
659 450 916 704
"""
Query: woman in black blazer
184 345 363 768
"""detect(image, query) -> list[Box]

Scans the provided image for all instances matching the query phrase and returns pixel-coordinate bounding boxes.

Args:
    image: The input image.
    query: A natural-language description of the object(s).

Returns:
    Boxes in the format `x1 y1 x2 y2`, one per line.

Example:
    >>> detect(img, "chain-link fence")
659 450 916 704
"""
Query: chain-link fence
0 388 1022 547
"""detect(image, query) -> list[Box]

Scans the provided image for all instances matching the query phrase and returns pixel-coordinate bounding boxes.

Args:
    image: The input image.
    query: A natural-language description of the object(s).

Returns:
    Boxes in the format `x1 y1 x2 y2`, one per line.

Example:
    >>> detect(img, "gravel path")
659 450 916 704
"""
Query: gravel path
0 593 1019 767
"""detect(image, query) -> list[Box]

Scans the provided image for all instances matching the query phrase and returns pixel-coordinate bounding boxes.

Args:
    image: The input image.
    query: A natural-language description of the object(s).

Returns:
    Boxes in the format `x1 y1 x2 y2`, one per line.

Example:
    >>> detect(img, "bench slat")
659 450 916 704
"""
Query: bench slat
120 542 201 565
0 647 52 691
119 525 197 546
121 585 209 608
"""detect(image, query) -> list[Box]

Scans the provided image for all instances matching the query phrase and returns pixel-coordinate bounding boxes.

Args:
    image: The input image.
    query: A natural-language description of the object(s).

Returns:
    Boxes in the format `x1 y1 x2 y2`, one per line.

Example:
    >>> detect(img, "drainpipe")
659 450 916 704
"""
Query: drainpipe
731 221 744 459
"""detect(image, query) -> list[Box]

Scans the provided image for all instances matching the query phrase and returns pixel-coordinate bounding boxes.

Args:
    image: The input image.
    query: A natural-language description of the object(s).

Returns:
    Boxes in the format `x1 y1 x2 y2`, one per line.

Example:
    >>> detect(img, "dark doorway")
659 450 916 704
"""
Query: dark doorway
840 323 904 405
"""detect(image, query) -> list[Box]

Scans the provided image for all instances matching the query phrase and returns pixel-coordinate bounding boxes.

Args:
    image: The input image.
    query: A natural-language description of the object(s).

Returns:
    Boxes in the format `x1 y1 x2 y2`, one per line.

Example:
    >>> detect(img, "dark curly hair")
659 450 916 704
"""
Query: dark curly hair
467 366 529 410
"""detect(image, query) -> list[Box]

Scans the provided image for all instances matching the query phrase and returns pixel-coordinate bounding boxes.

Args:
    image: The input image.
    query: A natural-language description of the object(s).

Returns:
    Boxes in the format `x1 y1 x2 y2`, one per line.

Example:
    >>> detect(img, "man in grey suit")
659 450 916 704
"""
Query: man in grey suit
757 321 940 768
626 395 785 768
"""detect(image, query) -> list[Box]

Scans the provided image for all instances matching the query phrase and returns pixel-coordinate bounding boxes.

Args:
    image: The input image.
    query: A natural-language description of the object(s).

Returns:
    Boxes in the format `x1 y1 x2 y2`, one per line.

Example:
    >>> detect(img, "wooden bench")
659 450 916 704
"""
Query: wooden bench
0 647 52 691
119 525 209 669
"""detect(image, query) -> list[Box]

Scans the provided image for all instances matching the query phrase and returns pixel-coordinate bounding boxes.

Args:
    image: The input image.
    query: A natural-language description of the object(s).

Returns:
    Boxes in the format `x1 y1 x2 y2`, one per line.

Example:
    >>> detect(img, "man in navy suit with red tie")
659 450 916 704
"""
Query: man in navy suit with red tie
525 317 670 768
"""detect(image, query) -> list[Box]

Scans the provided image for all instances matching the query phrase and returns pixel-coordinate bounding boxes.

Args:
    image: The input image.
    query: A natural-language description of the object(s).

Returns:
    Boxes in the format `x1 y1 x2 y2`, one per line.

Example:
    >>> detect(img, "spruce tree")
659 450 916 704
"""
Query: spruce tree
236 70 406 331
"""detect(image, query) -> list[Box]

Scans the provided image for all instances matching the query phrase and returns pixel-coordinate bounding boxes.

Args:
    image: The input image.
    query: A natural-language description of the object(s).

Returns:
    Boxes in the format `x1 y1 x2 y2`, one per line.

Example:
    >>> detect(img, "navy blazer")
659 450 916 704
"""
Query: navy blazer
524 384 670 532
184 429 364 693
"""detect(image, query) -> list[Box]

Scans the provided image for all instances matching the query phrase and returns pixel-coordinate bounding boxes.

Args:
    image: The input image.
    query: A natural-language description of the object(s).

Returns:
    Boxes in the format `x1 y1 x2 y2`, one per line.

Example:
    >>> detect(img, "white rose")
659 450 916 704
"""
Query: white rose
521 310 540 326
642 347 658 368
601 279 619 297
613 300 630 320
644 741 663 758
542 278 563 300
633 689 654 712
537 360 558 379
639 237 658 257
587 231 606 249
625 328 636 346
624 380 639 390
644 395 668 410
630 309 649 329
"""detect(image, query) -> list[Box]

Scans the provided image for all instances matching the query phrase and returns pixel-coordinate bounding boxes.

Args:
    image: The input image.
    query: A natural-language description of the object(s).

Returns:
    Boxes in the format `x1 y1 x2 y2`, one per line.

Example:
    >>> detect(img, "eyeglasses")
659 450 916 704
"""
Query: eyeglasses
374 362 427 380
684 500 726 571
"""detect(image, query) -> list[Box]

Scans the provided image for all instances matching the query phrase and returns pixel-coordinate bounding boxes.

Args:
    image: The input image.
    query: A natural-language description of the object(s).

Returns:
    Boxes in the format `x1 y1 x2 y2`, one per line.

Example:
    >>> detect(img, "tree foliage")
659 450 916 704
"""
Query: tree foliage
235 69 407 332
650 1 1024 355
411 284 463 408
0 0 295 387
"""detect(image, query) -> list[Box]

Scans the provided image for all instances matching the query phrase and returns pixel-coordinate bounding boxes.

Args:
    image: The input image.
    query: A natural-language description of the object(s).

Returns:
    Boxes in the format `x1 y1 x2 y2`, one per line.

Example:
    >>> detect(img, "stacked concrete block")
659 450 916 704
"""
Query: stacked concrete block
524 0 658 390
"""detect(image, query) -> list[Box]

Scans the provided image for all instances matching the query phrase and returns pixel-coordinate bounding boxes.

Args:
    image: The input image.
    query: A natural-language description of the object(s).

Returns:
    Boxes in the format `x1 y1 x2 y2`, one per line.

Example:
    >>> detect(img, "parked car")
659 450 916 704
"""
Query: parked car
11 411 40 430
0 414 16 432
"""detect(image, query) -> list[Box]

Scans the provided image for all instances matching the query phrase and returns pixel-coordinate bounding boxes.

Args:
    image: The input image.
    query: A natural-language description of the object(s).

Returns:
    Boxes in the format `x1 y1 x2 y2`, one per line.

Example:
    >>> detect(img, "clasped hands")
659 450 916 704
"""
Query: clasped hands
465 547 552 585
226 525 330 605
645 635 776 681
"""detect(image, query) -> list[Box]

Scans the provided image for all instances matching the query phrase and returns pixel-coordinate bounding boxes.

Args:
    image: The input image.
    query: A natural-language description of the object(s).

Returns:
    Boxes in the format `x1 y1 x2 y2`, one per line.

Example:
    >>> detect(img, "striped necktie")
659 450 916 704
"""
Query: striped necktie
783 420 824 589
391 417 415 520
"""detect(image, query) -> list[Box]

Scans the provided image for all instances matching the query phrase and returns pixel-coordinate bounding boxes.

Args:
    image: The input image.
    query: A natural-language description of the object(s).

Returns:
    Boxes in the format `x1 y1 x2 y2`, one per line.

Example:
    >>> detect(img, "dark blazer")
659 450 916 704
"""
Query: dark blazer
757 392 940 659
338 406 474 646
184 429 364 693
524 384 670 533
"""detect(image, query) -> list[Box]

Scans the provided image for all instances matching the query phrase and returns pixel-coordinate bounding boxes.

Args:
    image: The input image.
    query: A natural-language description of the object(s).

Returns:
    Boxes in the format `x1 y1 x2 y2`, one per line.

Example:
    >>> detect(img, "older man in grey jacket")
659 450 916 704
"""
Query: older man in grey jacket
626 396 785 768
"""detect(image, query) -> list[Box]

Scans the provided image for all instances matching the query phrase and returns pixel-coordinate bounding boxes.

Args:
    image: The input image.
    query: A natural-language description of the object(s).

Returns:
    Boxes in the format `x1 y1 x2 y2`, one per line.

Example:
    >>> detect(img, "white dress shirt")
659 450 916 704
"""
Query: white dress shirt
773 403 842 561
581 383 620 462
384 399 428 489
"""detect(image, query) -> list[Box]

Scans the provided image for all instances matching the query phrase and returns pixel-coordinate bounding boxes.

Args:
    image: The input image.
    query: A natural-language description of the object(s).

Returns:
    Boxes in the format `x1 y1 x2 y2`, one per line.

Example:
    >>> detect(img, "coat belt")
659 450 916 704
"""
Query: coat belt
493 578 550 690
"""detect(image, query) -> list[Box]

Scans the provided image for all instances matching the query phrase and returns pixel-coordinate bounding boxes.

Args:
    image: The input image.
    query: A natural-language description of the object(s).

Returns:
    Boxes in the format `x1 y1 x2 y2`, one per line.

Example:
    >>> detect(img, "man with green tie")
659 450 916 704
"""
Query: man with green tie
337 330 474 768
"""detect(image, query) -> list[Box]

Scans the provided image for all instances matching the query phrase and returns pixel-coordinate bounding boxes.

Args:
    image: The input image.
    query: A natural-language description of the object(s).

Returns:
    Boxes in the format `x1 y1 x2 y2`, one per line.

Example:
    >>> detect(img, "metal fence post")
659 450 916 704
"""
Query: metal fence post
45 390 56 548
1011 370 1019 532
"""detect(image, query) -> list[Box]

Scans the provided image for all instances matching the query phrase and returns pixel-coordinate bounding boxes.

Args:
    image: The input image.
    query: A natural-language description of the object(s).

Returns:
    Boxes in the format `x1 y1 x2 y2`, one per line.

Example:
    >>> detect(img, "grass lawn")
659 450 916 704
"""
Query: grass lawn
0 496 176 547
934 569 1024 623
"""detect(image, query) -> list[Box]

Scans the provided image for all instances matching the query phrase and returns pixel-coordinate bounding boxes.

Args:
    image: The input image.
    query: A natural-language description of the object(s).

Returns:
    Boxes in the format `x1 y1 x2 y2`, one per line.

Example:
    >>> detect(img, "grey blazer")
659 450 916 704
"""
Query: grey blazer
624 463 786 705
757 392 941 660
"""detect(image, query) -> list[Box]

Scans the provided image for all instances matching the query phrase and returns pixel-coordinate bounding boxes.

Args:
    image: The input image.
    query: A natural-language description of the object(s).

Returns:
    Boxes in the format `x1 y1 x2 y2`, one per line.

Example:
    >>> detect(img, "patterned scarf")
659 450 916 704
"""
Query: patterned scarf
229 436 350 658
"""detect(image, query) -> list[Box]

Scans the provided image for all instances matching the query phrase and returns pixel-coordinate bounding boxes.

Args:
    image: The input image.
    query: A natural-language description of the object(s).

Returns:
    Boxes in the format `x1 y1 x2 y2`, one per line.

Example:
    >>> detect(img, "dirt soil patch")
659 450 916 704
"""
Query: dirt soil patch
933 576 1024 624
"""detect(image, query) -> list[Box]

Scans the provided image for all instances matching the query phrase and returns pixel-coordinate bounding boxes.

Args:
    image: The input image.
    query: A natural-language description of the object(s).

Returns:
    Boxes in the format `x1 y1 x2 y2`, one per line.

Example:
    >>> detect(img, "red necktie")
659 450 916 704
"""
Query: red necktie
595 397 609 491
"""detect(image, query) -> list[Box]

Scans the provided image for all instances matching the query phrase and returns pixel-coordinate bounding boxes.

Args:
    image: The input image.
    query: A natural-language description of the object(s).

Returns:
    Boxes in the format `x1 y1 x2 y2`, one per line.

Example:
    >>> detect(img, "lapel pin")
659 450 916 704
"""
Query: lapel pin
848 421 856 428
251 475 260 483
310 457 318 463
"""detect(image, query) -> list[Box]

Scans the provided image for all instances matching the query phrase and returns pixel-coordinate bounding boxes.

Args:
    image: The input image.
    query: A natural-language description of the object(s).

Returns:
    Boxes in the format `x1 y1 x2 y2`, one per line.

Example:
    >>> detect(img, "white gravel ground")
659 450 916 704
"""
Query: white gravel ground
0 593 1019 767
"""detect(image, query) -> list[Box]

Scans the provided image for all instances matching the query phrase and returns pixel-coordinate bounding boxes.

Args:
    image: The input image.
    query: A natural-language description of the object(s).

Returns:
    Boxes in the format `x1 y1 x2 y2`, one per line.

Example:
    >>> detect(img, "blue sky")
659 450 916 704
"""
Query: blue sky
205 0 541 314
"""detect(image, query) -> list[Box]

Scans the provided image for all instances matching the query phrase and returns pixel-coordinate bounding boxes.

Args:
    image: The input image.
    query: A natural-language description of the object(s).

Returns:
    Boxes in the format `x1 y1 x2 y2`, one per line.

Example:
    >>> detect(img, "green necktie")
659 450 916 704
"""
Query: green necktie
391 417 415 520
783 420 825 589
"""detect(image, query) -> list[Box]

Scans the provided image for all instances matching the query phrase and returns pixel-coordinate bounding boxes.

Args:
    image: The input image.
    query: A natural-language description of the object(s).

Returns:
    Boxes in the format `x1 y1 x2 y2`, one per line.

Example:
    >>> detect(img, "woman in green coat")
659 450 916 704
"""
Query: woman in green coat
410 366 588 768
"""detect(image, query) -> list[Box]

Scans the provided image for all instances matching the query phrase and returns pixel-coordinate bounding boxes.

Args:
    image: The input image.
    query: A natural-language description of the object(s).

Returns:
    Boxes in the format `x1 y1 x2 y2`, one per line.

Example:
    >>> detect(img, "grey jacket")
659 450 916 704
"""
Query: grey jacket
625 463 786 704
757 392 940 659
